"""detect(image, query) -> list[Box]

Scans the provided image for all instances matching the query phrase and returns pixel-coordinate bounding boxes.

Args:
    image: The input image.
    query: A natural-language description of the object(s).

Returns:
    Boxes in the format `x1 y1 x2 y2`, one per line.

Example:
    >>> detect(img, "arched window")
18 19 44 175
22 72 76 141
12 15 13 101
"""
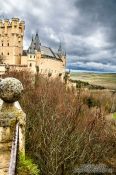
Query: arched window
2 43 3 46
7 43 9 46
30 55 32 58
30 63 32 67
7 52 9 55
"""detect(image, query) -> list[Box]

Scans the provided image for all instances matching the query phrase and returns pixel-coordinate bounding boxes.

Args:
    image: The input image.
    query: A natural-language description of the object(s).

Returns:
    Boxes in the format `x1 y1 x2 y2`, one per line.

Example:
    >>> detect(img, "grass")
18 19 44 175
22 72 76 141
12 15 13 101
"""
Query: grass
17 153 40 175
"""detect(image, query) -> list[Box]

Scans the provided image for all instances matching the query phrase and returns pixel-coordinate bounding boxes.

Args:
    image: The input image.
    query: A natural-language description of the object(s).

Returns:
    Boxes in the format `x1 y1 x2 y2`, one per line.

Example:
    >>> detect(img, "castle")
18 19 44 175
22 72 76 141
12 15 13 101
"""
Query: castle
0 18 66 77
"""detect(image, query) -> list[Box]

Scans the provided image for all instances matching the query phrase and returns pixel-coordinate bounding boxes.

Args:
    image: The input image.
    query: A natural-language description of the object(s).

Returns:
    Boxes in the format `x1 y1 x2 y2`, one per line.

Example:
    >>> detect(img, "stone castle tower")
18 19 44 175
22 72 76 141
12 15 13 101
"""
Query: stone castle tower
0 17 66 77
0 18 25 65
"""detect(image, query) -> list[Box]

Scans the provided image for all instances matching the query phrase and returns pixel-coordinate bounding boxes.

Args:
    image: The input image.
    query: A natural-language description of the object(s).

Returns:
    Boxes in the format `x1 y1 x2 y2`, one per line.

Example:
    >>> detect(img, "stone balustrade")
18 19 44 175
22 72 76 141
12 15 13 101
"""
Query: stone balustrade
0 77 26 175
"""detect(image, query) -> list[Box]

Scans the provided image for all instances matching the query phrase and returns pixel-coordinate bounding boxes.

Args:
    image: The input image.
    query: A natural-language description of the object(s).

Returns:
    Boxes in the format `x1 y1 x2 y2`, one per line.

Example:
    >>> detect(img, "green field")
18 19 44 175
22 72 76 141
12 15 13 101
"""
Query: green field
70 72 116 90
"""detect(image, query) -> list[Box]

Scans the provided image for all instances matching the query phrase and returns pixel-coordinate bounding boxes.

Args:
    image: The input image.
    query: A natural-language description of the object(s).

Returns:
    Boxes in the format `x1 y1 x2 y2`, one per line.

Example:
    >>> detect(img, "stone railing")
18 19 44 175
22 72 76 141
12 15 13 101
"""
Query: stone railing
0 77 26 175
9 123 19 175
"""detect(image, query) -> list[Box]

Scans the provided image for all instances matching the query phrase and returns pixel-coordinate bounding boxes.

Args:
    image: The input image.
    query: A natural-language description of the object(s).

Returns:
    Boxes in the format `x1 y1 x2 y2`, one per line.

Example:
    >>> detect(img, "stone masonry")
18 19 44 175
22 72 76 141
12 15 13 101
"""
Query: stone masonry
0 77 26 175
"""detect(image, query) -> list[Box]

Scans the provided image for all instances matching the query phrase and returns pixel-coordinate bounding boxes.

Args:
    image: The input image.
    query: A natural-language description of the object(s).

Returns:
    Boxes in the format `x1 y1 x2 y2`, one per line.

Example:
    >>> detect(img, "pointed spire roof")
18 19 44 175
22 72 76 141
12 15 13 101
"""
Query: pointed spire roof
28 35 35 54
58 42 65 57
28 32 41 54
34 32 41 51
30 35 34 47
32 35 34 42
58 42 63 52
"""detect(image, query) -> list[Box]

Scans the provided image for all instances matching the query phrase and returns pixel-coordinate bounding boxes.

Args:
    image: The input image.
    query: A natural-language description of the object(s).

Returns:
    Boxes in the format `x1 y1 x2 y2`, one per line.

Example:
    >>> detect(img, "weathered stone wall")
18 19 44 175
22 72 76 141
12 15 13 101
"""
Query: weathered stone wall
0 64 28 75
0 64 6 75
38 58 65 76
0 77 26 175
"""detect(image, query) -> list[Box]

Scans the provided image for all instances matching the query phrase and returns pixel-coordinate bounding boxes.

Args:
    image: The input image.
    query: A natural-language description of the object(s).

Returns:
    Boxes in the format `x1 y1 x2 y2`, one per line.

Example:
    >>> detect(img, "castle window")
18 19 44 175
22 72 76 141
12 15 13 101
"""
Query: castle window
7 52 9 55
1 52 3 55
8 43 9 46
30 55 32 58
34 55 35 58
29 63 32 67
2 43 3 46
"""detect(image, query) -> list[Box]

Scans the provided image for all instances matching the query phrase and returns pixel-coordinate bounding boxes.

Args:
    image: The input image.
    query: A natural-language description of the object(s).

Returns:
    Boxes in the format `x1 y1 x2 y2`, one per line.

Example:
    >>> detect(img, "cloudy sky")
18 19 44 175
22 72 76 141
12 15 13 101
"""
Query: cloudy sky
0 0 116 72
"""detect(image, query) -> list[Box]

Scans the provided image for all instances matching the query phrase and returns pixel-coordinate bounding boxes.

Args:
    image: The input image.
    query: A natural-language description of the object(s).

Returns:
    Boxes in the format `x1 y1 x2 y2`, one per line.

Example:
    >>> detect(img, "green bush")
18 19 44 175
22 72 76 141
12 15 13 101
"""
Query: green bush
17 154 40 175
70 79 105 90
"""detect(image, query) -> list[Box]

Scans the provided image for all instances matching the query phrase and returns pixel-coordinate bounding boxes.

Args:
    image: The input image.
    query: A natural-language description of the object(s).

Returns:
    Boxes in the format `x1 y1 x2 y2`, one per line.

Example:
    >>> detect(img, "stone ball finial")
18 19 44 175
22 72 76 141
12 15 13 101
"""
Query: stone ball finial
0 77 23 103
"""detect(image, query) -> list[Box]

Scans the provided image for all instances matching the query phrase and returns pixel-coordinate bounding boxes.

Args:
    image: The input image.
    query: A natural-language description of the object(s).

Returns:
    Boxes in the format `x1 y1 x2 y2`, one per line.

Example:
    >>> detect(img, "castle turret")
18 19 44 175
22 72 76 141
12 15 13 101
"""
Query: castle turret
27 32 41 68
0 18 25 65
28 32 41 55
58 42 66 66
28 36 35 54
34 32 41 51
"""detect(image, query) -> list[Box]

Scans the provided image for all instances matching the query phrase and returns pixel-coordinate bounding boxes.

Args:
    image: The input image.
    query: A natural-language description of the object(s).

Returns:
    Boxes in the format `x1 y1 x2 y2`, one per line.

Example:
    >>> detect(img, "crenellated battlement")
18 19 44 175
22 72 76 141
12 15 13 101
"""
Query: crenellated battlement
0 18 25 65
0 18 25 34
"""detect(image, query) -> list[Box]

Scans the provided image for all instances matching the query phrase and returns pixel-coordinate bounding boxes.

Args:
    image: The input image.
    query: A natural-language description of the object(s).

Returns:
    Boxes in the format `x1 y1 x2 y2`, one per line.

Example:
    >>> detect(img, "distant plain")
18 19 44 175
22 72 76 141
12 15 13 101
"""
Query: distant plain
70 72 116 90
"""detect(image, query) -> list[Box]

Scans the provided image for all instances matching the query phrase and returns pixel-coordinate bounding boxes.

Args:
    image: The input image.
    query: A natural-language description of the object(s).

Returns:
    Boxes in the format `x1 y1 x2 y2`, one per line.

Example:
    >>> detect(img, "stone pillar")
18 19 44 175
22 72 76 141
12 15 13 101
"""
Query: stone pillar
0 77 26 175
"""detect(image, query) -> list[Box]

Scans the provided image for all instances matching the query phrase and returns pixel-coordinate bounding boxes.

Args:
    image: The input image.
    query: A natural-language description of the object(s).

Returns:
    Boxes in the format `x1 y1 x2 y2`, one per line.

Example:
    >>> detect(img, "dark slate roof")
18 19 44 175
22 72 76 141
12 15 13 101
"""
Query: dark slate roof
40 46 55 57
28 33 41 54
54 53 61 59
27 37 35 54
40 46 63 61
27 33 64 61
35 33 41 51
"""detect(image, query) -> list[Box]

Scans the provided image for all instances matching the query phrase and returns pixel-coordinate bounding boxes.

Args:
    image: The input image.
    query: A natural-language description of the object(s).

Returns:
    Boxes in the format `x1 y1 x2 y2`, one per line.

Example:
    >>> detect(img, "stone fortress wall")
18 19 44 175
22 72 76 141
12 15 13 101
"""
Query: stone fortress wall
0 18 66 78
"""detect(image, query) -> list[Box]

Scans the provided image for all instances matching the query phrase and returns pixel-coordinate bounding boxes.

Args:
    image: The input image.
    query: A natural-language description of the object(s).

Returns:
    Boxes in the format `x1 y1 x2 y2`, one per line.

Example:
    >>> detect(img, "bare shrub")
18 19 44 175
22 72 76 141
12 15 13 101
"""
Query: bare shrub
3 71 116 175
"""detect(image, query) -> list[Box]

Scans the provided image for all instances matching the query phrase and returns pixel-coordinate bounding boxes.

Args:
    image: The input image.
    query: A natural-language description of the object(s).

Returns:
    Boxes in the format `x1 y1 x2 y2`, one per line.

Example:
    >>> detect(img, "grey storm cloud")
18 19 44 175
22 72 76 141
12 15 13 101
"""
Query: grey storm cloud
0 0 116 72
